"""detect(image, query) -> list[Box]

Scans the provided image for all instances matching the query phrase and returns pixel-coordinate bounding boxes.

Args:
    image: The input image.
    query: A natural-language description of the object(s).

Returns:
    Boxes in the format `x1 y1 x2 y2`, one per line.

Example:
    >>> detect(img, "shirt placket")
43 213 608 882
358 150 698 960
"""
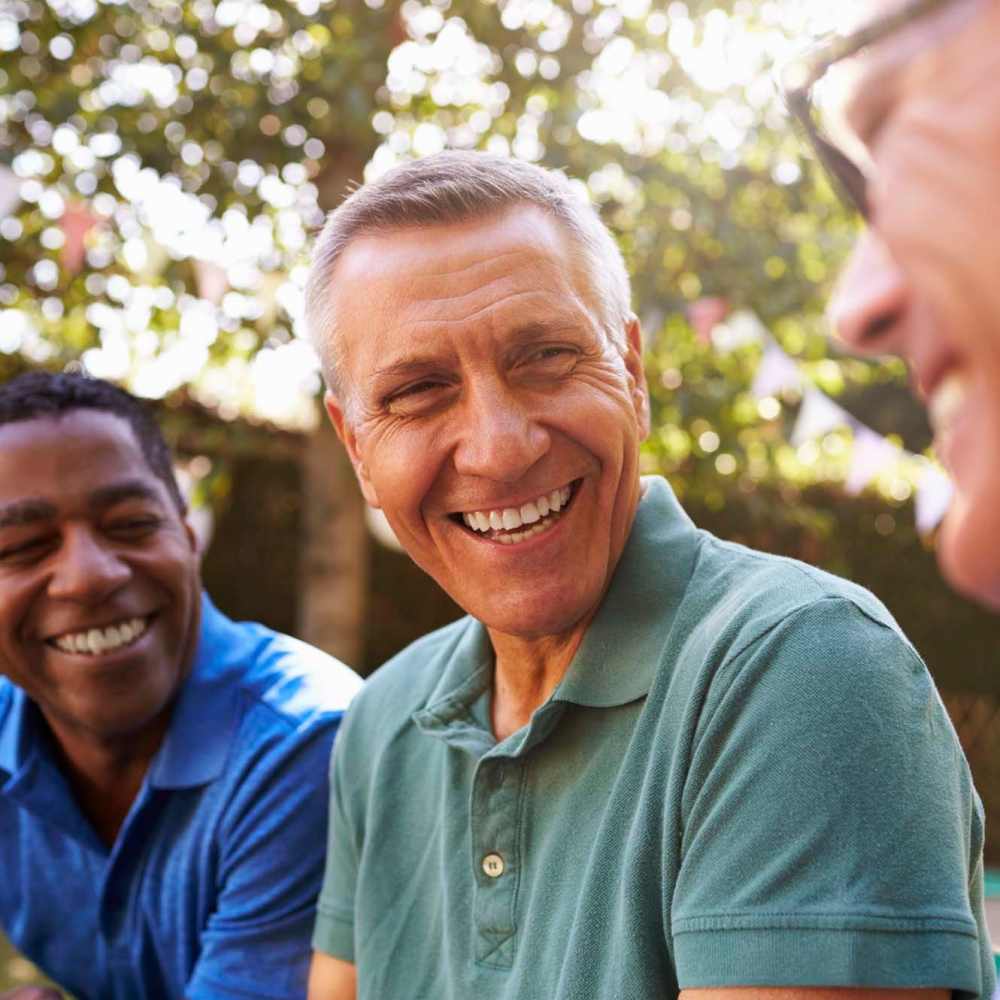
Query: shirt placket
470 755 523 969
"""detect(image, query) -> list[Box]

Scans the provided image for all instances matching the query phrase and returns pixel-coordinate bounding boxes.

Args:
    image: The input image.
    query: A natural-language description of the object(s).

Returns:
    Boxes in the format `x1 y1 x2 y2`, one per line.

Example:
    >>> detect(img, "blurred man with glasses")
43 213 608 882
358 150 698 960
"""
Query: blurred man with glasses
785 0 1000 609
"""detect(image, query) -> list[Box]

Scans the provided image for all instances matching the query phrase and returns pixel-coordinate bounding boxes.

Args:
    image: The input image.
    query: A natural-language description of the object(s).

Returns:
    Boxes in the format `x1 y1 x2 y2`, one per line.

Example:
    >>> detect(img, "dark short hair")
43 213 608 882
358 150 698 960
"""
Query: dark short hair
0 371 186 514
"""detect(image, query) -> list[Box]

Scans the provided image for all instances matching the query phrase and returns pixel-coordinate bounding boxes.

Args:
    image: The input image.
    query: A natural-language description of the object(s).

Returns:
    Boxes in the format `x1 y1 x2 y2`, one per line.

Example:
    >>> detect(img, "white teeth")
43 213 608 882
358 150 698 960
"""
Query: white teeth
928 372 967 435
458 483 576 538
51 616 148 657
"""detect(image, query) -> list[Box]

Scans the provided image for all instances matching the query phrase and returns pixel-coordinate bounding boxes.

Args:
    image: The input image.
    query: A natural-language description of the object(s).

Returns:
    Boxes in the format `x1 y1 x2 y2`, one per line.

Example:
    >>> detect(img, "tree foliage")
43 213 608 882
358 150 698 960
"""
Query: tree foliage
2 0 997 683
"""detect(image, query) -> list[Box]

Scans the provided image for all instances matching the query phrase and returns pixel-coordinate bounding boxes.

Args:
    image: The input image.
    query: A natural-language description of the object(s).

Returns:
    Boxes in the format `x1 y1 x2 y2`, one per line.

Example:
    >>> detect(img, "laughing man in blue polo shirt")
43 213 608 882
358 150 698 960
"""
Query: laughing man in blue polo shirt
304 152 994 1000
0 372 361 1000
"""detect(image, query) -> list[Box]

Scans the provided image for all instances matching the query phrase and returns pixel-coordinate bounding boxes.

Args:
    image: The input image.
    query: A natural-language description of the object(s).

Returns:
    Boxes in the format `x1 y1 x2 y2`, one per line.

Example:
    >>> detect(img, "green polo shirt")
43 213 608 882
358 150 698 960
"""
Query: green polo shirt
315 476 994 999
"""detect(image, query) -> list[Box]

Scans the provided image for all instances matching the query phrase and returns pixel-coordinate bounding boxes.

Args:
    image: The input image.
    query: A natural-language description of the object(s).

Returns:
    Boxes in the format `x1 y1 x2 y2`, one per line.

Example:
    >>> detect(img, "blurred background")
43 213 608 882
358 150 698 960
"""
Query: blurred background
2 0 999 990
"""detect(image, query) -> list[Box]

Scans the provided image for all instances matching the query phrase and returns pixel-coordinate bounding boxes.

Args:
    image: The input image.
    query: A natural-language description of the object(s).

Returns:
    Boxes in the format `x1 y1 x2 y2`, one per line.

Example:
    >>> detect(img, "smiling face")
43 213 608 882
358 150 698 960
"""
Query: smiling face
0 410 201 755
828 0 1000 608
324 205 649 641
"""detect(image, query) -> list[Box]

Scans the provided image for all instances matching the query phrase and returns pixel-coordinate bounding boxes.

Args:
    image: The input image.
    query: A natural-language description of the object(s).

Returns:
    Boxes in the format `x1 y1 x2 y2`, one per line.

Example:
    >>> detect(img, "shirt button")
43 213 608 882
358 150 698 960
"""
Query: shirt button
482 852 505 878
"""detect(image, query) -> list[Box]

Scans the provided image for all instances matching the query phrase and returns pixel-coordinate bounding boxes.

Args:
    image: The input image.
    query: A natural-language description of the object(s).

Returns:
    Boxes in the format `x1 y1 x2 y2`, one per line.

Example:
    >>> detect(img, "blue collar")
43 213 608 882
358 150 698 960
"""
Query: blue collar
0 593 243 790
148 593 244 788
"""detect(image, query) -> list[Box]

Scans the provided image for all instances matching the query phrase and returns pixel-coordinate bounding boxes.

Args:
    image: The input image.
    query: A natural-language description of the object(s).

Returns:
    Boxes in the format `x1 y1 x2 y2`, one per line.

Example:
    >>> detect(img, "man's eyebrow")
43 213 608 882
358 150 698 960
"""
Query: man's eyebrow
508 319 582 343
370 320 583 383
0 499 57 530
89 480 165 511
371 357 445 383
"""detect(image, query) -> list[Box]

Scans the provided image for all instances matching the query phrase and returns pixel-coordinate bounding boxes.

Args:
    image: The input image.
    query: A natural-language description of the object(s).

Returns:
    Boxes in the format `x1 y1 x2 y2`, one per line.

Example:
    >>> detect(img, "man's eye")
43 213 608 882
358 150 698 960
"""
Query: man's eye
391 381 440 400
0 536 53 563
524 346 578 370
385 380 450 413
107 517 161 538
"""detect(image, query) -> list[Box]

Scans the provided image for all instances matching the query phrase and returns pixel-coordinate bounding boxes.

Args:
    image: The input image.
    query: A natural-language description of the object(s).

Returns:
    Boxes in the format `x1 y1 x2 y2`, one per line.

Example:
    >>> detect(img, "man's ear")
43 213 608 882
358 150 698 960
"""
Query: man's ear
324 390 381 508
183 517 199 555
622 315 651 441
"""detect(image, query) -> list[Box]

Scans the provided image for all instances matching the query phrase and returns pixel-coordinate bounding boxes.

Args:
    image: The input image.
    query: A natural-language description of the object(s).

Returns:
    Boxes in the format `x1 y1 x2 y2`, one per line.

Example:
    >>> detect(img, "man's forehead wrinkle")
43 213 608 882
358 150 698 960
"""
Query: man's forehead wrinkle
404 247 536 282
403 248 566 303
0 478 163 531
89 479 163 510
386 288 593 367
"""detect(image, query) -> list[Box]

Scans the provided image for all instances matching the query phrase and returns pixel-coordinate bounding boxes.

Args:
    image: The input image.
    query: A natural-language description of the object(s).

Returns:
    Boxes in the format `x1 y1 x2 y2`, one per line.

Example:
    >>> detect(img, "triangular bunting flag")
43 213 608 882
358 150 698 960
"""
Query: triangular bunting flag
195 261 229 306
845 426 901 496
915 465 954 535
712 309 769 353
752 340 803 399
61 202 100 275
791 387 850 446
686 297 729 346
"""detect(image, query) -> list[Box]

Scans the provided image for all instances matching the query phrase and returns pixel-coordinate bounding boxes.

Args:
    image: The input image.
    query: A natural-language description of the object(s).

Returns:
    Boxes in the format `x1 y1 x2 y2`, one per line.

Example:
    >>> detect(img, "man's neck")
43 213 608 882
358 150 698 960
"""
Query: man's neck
44 710 172 848
484 479 649 740
487 616 594 741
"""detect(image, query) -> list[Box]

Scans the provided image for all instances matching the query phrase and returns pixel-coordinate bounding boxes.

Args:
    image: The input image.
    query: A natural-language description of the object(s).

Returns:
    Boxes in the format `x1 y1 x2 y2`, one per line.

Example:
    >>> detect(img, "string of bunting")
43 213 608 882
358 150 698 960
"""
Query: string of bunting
700 306 953 534
0 177 953 537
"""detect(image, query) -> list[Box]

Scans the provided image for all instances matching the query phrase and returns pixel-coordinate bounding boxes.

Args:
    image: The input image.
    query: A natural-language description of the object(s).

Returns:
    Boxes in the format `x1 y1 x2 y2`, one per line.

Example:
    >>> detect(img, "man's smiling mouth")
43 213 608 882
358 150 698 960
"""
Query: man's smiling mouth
47 615 153 657
453 480 579 545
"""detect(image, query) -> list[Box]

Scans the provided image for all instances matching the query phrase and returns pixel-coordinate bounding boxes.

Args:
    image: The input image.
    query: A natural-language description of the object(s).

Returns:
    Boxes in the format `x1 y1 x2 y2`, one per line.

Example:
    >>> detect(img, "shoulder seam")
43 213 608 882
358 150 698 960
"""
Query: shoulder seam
722 593 910 670
235 686 342 735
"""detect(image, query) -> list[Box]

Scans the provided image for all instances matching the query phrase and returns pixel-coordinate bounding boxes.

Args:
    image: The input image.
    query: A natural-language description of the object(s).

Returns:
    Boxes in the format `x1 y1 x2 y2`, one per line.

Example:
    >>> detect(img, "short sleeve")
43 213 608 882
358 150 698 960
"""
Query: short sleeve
185 715 341 1000
671 597 988 995
312 708 361 962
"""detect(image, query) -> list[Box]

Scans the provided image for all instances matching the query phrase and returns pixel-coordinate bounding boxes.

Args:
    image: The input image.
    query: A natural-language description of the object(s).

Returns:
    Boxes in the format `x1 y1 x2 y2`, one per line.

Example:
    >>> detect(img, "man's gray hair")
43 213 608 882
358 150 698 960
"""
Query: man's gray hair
304 151 633 395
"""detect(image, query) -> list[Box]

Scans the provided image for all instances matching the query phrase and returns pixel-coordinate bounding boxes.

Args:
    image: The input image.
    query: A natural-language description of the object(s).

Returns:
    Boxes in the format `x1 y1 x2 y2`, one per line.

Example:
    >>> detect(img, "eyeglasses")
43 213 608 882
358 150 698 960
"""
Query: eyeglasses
781 0 967 219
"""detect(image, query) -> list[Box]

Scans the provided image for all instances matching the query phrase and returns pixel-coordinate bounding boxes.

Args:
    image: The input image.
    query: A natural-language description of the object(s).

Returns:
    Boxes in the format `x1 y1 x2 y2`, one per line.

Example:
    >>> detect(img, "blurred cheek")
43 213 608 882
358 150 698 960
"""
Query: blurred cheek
873 105 1000 349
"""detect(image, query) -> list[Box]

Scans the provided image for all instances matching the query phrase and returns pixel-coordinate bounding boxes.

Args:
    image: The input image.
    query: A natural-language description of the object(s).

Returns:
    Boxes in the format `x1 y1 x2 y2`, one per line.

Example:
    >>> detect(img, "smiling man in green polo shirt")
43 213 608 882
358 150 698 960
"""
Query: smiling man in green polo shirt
303 151 994 1000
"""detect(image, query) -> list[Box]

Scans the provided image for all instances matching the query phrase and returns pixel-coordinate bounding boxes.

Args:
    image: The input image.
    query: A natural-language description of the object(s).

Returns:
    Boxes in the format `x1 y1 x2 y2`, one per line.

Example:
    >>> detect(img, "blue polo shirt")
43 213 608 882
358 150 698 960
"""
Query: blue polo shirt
0 594 361 1000
314 476 994 999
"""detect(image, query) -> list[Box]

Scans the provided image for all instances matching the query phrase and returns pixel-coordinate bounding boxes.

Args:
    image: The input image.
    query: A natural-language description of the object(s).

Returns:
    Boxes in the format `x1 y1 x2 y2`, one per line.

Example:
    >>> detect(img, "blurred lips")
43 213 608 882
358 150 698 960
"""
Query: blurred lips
927 371 968 438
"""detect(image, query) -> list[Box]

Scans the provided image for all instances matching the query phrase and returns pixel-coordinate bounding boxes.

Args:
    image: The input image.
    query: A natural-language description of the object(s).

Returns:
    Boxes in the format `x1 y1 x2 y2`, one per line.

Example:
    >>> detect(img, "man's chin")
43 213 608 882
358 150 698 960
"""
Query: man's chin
939 497 1000 611
475 595 598 645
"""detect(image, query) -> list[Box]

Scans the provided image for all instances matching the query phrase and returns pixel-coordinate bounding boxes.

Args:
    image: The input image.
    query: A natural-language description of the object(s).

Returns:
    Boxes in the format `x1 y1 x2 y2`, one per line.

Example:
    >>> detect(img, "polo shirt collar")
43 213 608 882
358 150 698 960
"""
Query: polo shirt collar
414 476 701 733
0 684 29 778
551 476 700 708
147 592 243 789
412 618 495 748
0 688 102 847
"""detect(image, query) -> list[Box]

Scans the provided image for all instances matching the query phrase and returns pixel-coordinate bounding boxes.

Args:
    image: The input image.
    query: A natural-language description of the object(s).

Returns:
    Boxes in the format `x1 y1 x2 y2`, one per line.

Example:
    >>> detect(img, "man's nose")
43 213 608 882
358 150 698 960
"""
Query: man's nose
829 230 909 355
452 382 550 483
48 529 131 603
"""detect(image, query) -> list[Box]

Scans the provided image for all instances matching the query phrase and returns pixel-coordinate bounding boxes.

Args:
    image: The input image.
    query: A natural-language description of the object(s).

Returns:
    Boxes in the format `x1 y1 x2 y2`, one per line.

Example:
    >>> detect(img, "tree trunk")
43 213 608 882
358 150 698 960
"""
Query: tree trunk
298 419 369 671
